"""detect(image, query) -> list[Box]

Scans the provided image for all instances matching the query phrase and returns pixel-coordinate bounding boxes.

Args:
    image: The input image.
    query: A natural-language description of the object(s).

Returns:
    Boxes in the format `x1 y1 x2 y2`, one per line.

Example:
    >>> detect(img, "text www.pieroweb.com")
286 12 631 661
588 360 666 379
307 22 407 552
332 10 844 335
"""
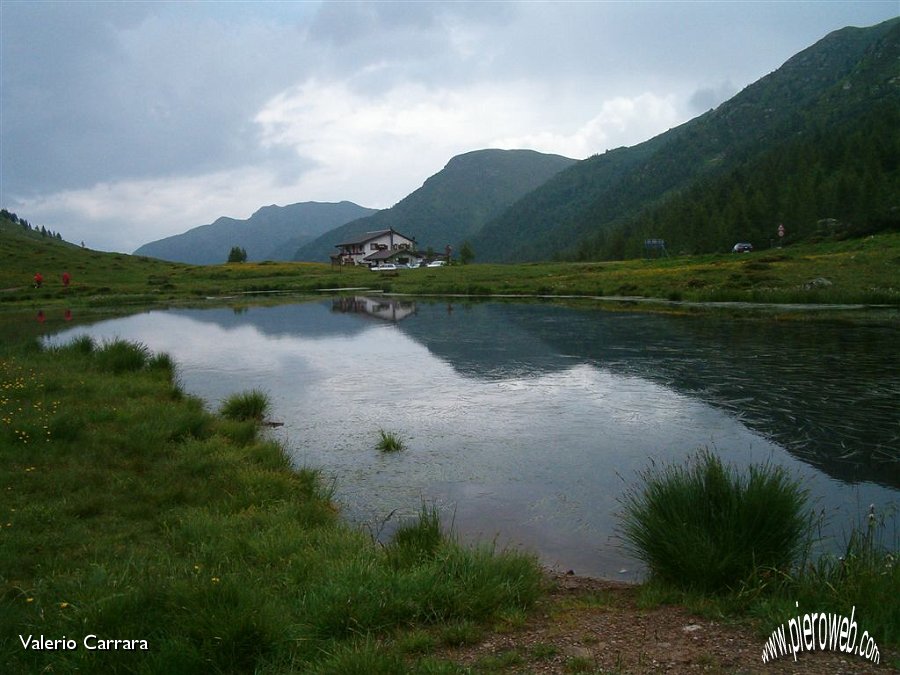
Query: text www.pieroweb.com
761 604 880 665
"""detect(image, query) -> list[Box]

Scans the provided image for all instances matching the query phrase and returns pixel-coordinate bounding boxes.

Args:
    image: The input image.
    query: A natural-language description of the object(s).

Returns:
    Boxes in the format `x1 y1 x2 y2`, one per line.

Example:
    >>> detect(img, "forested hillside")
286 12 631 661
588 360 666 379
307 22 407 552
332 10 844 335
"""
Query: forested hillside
471 18 899 262
293 149 575 262
578 103 899 258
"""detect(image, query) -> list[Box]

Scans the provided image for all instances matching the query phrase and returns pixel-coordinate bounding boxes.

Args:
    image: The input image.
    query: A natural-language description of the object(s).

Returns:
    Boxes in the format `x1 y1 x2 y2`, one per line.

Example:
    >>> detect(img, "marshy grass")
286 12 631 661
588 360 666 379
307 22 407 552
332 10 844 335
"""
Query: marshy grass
219 388 270 422
0 338 542 674
620 448 811 593
772 504 900 650
377 428 405 452
95 337 151 373
385 504 444 569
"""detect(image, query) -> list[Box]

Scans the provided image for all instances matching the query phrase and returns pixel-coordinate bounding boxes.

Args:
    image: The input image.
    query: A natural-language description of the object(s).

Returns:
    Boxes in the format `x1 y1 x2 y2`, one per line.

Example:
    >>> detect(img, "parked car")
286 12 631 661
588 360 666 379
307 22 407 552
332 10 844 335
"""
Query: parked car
371 263 398 271
426 260 446 267
732 242 753 253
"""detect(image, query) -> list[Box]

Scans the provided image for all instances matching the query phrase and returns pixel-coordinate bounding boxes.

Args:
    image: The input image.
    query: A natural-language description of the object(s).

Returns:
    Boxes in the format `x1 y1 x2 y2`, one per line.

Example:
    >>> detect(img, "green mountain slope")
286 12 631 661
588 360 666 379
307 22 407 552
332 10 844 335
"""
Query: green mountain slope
293 149 576 262
134 201 377 264
472 17 900 262
0 217 84 290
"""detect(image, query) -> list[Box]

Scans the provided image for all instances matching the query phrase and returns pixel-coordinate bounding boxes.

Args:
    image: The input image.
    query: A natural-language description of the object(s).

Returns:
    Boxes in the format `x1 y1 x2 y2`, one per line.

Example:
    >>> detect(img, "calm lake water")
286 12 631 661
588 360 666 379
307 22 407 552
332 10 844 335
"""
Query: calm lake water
45 297 899 579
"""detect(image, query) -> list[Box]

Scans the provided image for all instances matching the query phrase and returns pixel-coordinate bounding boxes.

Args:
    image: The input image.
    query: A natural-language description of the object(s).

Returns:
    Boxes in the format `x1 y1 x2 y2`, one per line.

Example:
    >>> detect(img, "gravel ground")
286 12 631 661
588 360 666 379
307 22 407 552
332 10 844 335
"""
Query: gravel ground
436 573 897 674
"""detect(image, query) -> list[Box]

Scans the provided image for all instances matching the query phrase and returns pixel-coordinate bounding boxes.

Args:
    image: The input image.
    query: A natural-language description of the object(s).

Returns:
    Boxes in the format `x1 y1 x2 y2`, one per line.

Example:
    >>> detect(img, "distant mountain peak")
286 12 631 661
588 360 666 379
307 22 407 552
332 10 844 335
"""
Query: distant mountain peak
134 201 377 264
293 148 576 262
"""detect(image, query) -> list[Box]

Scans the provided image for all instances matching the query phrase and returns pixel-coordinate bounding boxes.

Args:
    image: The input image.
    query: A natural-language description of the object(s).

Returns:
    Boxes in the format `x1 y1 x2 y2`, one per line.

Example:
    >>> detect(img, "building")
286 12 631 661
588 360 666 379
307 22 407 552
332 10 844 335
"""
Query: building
332 228 419 267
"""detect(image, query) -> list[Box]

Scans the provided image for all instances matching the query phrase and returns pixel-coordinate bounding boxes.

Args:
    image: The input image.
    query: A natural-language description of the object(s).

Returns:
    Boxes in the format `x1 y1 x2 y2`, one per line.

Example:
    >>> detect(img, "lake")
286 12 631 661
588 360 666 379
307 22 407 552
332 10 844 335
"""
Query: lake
44 297 899 579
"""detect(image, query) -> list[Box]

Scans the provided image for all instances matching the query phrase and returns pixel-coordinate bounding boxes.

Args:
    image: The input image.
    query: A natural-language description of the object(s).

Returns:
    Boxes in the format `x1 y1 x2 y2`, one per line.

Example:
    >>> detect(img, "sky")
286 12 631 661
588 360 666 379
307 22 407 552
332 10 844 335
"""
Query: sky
2 1 897 254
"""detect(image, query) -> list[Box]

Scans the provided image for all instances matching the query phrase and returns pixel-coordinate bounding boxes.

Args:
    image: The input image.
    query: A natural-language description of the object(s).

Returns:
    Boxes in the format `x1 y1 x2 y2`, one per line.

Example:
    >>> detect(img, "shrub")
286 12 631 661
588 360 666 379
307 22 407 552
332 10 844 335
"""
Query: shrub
219 389 270 422
619 449 810 593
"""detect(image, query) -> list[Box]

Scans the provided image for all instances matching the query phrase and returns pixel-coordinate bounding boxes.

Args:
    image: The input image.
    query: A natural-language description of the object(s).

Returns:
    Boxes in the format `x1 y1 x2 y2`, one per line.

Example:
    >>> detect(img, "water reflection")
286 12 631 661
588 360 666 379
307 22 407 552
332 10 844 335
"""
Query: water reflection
399 303 900 488
331 295 417 322
43 298 898 578
34 308 75 324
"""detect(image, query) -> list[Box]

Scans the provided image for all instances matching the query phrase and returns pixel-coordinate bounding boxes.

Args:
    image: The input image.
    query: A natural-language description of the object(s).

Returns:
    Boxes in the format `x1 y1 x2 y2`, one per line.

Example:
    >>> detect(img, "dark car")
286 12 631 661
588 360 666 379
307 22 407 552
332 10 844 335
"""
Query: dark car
732 242 753 253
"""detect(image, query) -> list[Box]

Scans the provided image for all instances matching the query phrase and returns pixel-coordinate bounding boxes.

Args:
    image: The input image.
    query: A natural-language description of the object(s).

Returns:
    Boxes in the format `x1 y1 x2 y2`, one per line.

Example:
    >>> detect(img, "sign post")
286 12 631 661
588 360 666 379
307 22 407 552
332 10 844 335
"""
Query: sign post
777 224 785 248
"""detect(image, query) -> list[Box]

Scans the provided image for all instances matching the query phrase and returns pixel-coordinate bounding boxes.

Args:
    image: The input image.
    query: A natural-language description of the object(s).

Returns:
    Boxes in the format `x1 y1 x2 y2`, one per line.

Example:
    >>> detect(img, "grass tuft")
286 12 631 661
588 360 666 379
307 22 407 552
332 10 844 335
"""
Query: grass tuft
620 448 810 593
68 334 96 354
219 388 270 422
377 429 405 453
386 504 444 569
95 338 151 373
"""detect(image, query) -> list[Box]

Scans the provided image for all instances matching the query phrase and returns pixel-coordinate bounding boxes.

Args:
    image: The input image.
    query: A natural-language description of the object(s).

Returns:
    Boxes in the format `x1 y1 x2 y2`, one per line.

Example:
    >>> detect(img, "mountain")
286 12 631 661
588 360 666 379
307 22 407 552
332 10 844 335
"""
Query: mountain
134 201 377 264
471 18 900 261
292 149 576 262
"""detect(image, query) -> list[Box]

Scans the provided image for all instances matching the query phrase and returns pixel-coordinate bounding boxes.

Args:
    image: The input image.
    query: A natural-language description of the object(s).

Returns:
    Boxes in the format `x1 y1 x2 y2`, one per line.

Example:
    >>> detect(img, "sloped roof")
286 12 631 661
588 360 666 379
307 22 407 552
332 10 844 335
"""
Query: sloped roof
335 228 416 247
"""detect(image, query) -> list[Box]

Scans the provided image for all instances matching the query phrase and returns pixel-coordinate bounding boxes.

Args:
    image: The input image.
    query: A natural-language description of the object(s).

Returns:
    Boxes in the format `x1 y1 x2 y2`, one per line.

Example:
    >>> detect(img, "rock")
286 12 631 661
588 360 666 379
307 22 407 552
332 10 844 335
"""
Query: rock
803 277 833 290
564 645 594 659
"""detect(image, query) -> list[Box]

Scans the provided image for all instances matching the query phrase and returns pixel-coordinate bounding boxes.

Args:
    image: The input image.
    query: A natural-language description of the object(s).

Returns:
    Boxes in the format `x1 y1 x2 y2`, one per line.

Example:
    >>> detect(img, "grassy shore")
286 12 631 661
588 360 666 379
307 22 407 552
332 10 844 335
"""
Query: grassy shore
2 219 899 312
3 220 898 670
4 338 896 673
1 338 542 673
622 450 899 657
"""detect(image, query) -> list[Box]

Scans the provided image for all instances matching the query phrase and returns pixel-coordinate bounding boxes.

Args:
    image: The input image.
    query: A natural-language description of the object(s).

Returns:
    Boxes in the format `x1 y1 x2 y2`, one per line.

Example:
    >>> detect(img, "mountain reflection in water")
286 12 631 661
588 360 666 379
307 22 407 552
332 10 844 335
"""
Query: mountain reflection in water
44 298 899 578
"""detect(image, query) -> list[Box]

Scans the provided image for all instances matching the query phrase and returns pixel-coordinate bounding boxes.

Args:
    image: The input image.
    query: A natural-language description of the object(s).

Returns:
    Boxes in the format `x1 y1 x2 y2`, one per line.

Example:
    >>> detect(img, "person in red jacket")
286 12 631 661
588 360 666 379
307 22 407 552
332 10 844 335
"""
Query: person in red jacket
62 271 71 287
33 272 43 288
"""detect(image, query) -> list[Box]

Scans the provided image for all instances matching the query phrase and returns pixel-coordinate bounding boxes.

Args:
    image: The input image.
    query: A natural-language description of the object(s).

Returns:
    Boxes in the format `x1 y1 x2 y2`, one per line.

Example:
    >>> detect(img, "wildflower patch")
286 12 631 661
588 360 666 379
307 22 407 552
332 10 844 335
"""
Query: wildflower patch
1 357 57 444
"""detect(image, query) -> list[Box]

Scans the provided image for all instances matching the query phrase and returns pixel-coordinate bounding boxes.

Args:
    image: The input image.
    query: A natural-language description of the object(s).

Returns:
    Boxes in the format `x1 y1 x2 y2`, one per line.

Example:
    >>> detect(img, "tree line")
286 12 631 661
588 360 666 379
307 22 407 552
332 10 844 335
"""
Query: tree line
570 103 899 260
1 209 65 241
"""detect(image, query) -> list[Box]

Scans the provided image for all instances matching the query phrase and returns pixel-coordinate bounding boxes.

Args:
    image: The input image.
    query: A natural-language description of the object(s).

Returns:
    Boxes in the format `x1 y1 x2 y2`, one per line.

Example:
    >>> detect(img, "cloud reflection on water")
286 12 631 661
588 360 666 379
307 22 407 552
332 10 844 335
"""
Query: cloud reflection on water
46 299 899 578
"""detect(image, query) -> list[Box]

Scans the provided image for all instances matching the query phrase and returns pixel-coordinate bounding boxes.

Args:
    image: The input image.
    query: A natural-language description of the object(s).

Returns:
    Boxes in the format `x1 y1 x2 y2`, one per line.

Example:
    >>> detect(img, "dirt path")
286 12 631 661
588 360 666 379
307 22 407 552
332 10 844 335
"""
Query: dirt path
437 573 896 673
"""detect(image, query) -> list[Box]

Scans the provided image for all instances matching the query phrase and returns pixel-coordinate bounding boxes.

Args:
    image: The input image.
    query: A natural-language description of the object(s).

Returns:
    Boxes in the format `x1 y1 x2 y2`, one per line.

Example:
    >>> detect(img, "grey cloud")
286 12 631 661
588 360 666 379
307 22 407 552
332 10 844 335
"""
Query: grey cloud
302 0 518 93
688 82 739 115
1 2 316 201
4 0 898 253
308 1 514 45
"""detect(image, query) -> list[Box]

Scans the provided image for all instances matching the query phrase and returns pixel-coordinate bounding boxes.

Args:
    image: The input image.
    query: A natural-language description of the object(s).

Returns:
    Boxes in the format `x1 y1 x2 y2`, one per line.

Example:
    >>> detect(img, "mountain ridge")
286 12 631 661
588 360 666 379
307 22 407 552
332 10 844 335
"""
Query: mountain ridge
134 200 377 264
134 18 898 266
292 148 576 261
469 17 899 261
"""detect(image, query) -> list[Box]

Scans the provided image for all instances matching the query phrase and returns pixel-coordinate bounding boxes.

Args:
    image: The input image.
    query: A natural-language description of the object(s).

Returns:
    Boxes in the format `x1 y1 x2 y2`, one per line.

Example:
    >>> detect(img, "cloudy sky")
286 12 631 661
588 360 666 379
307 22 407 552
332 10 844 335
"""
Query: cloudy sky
2 1 897 253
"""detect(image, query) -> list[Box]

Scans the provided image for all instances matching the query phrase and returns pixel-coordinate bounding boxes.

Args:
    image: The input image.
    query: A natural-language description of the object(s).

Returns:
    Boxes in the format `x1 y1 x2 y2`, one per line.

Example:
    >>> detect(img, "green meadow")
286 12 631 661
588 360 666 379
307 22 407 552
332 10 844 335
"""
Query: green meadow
3 337 896 673
2 218 899 312
1 337 542 673
2 217 898 671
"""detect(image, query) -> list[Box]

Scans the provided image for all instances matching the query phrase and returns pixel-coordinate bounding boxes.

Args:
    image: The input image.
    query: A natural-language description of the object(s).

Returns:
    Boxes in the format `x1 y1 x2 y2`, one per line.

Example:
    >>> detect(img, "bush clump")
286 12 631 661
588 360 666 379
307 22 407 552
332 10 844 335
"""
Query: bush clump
620 449 810 593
